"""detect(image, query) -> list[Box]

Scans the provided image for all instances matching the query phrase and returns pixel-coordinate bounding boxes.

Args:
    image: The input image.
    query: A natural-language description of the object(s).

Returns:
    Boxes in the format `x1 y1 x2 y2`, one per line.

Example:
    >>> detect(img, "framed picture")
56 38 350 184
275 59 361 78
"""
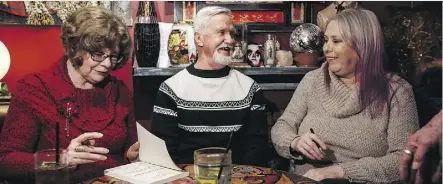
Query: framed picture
291 2 305 23
200 2 292 25
182 1 196 22
173 1 311 31
231 11 284 24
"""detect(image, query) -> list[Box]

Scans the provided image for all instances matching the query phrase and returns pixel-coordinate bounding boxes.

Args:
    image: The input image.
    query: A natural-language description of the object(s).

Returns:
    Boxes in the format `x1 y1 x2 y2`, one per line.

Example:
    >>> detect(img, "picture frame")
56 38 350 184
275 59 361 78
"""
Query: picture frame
173 1 311 32
182 1 196 22
203 2 291 25
291 2 305 23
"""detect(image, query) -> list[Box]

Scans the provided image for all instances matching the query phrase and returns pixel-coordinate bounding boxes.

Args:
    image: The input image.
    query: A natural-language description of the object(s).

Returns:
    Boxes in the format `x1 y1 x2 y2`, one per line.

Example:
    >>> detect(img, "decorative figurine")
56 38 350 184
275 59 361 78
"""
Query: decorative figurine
231 41 245 63
264 34 276 66
167 23 195 67
276 50 293 67
289 23 324 67
290 23 324 54
247 43 263 67
134 1 160 67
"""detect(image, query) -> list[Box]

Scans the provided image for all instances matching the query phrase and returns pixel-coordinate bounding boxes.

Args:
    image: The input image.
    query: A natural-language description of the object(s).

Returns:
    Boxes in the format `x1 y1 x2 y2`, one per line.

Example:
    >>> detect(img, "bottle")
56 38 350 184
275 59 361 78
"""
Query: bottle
263 34 276 66
134 1 160 67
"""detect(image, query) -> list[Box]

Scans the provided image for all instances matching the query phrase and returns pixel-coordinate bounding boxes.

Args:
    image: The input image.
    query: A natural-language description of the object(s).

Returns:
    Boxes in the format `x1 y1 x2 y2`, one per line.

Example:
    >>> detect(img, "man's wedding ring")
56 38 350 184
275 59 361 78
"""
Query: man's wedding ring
404 149 412 155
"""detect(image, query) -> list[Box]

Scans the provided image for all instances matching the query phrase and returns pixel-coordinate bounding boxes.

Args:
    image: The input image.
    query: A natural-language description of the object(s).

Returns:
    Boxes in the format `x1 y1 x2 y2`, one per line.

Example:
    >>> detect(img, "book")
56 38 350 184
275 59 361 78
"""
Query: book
104 122 189 184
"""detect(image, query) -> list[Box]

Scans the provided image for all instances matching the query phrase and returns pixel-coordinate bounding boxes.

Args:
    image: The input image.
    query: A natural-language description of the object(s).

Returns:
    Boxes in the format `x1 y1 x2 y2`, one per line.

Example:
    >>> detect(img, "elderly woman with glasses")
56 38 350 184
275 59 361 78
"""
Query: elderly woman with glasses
0 7 139 183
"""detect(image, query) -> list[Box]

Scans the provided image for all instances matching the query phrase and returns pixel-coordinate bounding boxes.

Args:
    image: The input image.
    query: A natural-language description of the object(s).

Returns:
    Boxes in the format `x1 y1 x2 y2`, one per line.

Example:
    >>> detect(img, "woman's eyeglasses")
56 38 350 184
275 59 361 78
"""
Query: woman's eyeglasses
90 52 123 65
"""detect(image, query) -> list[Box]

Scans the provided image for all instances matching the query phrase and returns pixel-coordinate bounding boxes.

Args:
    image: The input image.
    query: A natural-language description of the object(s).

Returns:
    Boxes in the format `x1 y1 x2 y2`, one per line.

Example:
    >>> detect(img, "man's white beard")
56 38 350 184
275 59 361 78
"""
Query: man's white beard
213 50 232 66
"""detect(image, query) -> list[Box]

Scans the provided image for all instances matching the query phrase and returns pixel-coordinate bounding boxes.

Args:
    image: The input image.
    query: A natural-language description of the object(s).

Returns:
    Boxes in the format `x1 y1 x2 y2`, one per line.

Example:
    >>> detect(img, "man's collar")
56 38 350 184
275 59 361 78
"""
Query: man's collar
186 62 231 78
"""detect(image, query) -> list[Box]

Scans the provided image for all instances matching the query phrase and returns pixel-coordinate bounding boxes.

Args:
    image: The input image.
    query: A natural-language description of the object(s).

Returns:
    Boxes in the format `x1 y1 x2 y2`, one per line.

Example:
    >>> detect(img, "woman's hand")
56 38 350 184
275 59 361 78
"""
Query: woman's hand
303 165 345 181
290 132 327 160
67 132 109 168
126 141 140 162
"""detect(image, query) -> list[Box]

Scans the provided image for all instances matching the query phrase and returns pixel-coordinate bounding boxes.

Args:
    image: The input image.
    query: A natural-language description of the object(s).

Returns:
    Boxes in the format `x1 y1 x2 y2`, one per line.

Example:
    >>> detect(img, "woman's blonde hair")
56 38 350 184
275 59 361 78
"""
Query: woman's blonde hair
325 8 390 118
60 6 131 70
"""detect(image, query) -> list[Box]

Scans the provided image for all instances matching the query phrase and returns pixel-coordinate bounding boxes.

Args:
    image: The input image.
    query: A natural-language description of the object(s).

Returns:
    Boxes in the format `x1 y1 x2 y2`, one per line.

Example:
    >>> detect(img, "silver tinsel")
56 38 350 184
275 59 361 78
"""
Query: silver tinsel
289 23 324 53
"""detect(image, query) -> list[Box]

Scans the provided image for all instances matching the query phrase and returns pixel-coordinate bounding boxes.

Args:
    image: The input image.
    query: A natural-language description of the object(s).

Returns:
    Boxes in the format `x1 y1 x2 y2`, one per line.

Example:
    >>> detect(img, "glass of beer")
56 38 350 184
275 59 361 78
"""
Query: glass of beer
34 149 69 184
194 147 232 184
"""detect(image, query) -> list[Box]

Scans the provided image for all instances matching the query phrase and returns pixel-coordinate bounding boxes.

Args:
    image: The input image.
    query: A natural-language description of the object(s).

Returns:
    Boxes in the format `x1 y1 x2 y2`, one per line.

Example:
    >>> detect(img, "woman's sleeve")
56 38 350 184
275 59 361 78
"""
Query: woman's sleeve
271 72 315 159
338 81 420 183
0 78 44 181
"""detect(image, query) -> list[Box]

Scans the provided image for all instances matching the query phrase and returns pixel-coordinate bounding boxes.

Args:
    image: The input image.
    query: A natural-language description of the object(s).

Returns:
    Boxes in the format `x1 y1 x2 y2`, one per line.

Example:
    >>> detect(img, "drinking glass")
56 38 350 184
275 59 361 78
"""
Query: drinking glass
34 149 69 184
194 147 232 184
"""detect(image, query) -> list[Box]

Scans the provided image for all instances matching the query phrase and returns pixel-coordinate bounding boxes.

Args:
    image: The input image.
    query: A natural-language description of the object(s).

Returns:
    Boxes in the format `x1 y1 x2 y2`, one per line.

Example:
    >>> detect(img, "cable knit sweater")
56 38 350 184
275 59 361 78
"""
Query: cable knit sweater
271 65 419 183
0 59 137 183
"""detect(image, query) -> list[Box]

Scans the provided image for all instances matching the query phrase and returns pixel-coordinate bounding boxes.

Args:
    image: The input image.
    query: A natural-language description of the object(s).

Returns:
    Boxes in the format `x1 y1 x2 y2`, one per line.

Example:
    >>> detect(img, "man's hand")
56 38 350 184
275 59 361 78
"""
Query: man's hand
400 110 442 184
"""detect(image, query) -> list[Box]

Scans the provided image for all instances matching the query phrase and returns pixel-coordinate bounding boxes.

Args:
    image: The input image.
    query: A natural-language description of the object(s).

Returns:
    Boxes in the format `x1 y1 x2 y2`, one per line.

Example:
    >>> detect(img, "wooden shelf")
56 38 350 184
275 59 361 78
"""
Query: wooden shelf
260 83 299 91
0 96 10 103
133 67 317 77
235 23 300 33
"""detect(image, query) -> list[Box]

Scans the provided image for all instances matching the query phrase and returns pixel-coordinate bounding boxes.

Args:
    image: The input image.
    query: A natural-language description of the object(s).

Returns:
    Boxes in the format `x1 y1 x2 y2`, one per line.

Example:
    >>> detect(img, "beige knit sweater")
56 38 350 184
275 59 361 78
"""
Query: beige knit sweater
271 65 419 183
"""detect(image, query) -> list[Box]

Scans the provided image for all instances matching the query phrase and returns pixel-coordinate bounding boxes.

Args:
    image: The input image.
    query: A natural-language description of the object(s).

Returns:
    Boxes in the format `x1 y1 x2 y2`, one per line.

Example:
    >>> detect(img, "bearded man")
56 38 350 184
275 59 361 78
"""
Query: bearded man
151 6 270 166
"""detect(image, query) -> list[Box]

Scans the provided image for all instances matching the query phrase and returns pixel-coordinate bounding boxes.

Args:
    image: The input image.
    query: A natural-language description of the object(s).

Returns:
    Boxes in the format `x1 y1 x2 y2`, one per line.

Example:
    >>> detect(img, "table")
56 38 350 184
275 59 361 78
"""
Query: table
83 164 319 184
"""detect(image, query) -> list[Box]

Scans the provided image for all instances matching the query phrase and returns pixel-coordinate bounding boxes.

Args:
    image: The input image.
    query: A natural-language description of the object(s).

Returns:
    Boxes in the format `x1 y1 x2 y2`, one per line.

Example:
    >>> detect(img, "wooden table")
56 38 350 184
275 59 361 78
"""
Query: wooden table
83 164 319 184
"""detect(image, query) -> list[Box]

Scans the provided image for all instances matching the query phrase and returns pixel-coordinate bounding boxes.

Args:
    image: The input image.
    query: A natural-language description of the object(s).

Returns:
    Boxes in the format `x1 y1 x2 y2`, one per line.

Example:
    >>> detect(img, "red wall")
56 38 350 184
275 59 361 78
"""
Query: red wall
0 1 174 95
0 25 137 94
0 26 134 95
0 26 64 93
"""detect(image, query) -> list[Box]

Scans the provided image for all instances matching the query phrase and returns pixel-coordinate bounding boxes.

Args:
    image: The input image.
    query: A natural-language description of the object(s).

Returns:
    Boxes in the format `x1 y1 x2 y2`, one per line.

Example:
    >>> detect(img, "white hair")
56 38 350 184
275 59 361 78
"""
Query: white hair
193 6 232 34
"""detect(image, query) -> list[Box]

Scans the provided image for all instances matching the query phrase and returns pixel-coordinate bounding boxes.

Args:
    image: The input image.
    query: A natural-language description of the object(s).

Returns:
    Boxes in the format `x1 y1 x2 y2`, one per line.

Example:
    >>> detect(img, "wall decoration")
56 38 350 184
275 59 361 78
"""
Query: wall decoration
0 2 27 24
168 23 196 67
134 1 160 67
0 1 131 26
232 11 284 24
182 1 196 22
0 1 26 16
210 2 291 25
174 1 310 26
291 2 305 23
111 1 132 26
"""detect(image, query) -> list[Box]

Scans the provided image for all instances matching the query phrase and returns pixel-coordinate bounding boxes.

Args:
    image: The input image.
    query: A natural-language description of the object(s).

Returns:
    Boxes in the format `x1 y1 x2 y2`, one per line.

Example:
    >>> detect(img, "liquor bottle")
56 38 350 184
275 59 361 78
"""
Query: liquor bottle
134 1 160 67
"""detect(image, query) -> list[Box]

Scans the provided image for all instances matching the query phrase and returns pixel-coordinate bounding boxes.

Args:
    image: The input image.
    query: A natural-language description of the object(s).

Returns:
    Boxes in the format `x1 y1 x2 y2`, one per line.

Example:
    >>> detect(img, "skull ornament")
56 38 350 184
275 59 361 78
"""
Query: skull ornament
247 44 262 67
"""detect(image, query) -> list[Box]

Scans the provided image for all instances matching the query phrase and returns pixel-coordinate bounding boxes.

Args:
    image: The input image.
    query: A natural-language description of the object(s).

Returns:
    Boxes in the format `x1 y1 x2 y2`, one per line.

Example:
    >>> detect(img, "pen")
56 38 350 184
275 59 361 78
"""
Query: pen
310 128 324 153
406 151 416 184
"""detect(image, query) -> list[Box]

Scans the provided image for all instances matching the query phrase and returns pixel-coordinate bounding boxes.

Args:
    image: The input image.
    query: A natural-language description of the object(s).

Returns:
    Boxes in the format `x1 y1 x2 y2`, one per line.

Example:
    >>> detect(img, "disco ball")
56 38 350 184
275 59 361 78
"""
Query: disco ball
289 23 324 53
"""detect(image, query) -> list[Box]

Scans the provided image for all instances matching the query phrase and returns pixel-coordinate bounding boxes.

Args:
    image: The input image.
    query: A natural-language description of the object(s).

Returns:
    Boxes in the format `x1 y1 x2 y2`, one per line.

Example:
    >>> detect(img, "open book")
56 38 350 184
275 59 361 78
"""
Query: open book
104 122 189 184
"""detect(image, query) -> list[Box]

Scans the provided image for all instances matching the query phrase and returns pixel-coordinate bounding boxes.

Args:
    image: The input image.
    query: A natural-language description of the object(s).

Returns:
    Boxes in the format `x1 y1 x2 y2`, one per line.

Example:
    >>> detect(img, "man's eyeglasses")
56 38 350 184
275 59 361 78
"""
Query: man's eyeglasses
90 52 124 65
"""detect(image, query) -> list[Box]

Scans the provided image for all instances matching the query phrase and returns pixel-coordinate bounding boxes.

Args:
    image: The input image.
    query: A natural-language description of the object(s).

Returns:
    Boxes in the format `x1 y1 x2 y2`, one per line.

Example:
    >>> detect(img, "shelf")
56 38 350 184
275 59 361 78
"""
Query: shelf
234 23 299 33
0 96 11 103
260 83 298 91
133 67 317 77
